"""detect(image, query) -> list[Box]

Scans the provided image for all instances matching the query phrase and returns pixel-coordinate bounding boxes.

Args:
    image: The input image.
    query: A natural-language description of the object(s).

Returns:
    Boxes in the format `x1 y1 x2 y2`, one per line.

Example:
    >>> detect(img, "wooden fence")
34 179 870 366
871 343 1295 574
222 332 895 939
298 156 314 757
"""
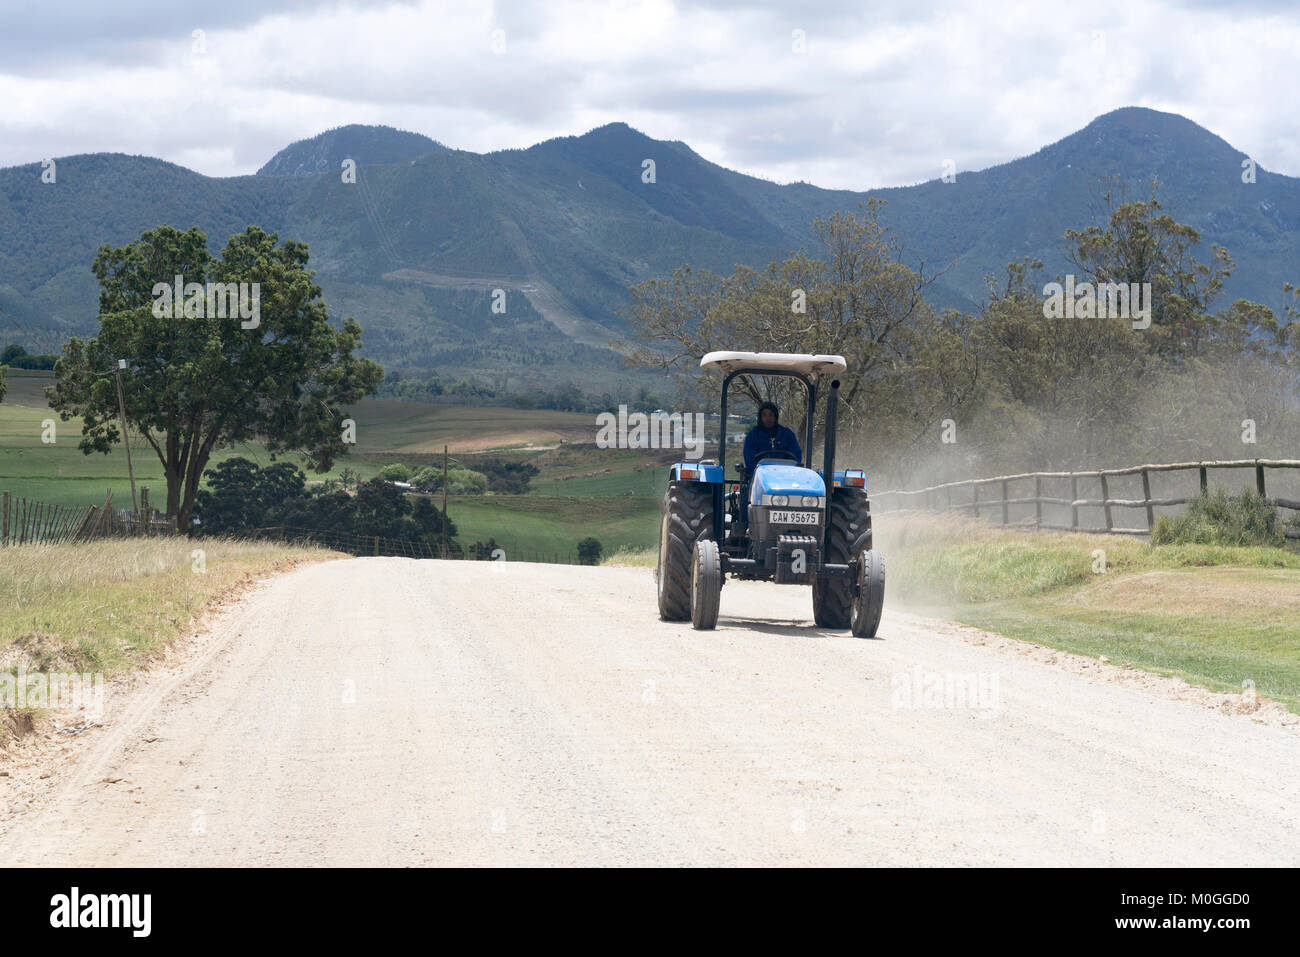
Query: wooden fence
0 491 95 545
874 459 1300 539
0 488 174 546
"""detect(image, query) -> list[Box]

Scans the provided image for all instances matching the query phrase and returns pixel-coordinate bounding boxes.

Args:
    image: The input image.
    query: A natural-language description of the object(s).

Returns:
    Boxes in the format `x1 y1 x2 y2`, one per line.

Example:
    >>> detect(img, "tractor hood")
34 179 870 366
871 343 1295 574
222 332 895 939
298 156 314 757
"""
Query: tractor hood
750 463 826 502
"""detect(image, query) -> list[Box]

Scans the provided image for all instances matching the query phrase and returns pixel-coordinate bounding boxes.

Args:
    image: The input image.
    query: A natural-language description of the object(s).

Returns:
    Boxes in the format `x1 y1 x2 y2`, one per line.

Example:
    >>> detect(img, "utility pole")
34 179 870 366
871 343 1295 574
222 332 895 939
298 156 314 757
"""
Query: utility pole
114 359 139 527
441 444 449 559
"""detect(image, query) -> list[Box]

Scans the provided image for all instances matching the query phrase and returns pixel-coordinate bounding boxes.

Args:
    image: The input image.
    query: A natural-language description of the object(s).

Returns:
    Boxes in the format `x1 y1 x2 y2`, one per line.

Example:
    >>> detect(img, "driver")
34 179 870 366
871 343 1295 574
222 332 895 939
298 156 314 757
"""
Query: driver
736 402 803 535
743 401 802 472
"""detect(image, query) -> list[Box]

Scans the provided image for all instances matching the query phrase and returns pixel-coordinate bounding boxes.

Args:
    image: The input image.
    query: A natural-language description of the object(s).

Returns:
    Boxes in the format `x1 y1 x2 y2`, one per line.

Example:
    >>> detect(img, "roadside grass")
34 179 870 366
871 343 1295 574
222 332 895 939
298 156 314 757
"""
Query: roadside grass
0 538 337 692
878 512 1300 712
602 545 656 568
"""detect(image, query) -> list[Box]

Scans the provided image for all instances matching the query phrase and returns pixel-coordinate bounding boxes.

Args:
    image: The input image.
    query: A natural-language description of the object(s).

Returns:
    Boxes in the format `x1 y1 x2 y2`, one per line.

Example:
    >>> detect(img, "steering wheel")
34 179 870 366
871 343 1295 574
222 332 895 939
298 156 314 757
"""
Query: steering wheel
753 449 800 465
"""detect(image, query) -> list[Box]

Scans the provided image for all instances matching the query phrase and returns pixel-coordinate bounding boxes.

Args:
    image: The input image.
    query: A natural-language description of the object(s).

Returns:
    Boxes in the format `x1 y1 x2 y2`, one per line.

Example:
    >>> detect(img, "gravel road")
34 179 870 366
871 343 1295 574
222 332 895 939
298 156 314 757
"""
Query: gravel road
3 558 1297 866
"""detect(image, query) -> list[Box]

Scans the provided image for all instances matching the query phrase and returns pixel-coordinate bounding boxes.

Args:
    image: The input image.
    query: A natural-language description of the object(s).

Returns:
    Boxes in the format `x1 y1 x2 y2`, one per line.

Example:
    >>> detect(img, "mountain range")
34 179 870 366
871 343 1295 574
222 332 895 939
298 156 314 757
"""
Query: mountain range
0 108 1296 394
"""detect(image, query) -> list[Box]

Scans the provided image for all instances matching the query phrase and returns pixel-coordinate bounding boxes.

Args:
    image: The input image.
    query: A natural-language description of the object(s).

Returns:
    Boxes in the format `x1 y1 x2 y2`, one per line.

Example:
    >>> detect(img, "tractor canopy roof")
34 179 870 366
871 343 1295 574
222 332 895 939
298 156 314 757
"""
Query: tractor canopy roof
699 351 847 376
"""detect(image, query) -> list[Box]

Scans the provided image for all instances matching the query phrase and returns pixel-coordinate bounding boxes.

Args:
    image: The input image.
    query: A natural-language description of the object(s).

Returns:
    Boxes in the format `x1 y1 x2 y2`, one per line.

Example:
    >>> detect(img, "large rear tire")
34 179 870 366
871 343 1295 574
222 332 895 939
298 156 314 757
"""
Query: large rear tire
690 539 722 630
656 480 715 621
812 487 872 629
851 548 886 638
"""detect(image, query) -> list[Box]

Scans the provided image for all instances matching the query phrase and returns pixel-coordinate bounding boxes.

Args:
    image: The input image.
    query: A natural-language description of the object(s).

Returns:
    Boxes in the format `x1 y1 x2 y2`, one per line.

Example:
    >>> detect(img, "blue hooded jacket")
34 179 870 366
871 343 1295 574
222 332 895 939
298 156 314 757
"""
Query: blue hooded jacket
743 404 802 472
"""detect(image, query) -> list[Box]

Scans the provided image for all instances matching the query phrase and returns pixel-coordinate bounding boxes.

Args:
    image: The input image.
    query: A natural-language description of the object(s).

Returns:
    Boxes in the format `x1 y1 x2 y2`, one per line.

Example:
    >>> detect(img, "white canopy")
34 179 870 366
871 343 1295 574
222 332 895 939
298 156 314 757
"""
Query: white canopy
700 351 847 375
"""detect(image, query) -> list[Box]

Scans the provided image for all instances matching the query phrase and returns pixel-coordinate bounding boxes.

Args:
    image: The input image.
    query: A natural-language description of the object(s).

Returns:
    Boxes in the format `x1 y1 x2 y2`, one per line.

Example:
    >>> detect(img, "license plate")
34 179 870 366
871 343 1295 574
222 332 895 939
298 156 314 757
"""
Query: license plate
770 510 818 525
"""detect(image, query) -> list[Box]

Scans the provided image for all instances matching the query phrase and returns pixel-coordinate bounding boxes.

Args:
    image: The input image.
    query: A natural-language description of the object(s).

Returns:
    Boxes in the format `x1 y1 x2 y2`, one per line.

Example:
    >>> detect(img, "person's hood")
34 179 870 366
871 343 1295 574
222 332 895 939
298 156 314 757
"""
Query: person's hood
757 401 780 432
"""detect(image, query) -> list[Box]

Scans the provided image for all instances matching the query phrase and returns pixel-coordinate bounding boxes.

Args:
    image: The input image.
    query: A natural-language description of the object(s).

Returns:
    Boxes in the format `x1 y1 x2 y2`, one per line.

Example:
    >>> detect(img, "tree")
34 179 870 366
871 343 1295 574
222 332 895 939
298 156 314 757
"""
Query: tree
624 204 961 431
379 463 411 482
1065 190 1232 358
577 537 603 565
194 456 307 534
47 225 383 530
622 200 974 457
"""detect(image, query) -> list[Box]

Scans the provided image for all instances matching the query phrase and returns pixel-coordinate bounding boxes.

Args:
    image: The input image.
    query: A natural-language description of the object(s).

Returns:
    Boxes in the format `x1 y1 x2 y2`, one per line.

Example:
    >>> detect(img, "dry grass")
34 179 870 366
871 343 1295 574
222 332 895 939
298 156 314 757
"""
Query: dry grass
0 538 337 676
601 545 656 568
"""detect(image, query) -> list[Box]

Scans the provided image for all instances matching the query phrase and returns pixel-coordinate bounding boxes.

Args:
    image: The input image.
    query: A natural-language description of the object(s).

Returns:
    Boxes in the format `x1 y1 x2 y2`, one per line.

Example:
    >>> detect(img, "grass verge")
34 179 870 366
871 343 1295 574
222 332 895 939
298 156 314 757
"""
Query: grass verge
878 512 1300 713
1 538 337 744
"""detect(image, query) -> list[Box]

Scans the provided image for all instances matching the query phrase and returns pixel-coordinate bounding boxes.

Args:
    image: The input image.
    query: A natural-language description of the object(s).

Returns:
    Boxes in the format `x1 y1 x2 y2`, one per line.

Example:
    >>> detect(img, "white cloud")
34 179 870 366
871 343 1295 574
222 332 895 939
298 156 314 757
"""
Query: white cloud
0 0 1295 185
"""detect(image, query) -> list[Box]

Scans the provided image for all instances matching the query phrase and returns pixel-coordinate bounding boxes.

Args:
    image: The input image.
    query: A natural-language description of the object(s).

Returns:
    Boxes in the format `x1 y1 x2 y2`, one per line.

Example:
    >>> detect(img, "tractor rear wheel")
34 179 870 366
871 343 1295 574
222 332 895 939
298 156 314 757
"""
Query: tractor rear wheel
812 486 872 629
656 480 714 621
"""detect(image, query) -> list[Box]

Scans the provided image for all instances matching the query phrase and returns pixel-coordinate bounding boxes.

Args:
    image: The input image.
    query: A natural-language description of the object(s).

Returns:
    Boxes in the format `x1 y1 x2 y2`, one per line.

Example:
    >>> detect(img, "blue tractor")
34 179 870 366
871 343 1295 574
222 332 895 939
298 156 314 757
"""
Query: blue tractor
655 351 885 636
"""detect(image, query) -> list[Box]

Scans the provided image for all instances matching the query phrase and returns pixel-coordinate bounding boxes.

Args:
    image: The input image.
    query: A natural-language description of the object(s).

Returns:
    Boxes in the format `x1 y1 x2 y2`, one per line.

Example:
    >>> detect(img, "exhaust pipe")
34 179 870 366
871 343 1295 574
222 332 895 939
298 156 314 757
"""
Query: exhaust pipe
822 379 840 559
822 378 839 488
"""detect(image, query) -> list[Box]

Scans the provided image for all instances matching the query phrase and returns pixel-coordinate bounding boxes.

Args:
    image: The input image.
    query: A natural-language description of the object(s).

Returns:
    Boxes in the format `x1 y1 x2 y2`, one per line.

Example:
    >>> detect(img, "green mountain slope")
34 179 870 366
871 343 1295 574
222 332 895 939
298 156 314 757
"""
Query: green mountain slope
0 108 1295 386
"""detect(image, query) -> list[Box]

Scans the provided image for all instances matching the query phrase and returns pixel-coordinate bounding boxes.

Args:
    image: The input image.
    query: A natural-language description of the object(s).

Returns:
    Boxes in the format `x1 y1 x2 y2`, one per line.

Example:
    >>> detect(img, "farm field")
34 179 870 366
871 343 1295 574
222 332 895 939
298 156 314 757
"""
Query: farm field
0 373 674 549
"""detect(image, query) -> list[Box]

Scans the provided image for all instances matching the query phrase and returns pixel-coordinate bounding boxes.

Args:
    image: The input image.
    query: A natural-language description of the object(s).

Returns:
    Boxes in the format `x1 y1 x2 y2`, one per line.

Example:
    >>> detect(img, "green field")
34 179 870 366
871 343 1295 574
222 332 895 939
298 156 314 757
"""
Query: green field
0 371 672 551
0 372 361 506
440 494 661 560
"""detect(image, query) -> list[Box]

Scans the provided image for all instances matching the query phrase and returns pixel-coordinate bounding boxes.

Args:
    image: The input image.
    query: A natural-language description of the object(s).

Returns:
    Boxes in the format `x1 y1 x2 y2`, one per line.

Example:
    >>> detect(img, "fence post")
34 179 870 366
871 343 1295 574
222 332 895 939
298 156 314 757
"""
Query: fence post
1001 479 1009 525
140 487 150 537
1034 475 1042 527
1199 466 1208 494
972 482 979 520
1070 475 1079 530
1256 461 1266 498
1100 473 1113 531
1141 469 1154 531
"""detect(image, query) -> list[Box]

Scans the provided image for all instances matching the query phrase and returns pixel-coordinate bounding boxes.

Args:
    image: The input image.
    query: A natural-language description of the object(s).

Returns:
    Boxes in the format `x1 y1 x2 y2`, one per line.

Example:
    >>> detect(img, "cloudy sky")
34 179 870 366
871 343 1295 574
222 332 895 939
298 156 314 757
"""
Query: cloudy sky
1 0 1296 189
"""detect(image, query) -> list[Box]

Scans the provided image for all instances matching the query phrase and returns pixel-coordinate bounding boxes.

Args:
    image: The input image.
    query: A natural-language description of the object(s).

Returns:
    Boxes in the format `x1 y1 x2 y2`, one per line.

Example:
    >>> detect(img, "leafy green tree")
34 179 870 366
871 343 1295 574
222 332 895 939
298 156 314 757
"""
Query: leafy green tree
1065 191 1232 357
410 466 439 490
47 224 383 530
195 457 307 533
412 496 455 539
379 463 411 482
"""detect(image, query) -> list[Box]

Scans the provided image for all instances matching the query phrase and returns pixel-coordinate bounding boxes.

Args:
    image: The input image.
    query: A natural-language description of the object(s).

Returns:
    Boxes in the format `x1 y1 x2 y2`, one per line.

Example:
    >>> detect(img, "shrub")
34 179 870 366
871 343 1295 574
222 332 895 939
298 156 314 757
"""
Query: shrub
1151 487 1284 547
577 537 603 565
379 463 411 482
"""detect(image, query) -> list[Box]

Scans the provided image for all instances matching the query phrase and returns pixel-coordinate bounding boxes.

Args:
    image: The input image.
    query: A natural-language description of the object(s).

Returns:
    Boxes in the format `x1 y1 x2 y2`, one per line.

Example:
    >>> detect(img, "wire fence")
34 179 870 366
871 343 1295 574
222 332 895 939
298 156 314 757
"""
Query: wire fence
1 487 601 564
874 458 1300 539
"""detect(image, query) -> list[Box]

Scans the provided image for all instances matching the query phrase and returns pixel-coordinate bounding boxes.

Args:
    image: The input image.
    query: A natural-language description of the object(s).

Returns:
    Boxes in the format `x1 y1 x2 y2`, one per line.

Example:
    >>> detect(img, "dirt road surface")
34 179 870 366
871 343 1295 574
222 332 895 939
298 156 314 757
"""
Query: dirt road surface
3 558 1297 866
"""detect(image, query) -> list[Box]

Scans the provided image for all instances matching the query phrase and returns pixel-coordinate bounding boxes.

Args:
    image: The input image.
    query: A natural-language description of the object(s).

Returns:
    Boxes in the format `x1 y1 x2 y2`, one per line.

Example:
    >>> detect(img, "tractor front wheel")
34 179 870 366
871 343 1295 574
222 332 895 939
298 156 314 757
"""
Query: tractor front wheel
690 539 722 630
812 486 872 628
656 480 714 620
850 548 886 638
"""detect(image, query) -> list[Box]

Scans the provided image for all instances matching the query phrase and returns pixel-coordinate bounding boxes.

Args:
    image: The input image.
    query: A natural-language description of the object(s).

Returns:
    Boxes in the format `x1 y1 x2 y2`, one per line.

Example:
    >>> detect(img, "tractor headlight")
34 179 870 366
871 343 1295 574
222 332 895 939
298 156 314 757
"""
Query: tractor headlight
770 494 789 507
801 496 821 508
